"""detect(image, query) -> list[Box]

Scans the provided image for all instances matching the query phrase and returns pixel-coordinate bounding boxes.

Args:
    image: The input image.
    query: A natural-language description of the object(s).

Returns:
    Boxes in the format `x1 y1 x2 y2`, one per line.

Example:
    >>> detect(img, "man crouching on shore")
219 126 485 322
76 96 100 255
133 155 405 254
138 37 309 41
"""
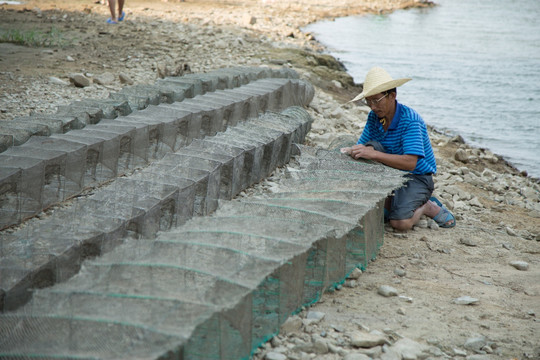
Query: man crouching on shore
342 66 456 231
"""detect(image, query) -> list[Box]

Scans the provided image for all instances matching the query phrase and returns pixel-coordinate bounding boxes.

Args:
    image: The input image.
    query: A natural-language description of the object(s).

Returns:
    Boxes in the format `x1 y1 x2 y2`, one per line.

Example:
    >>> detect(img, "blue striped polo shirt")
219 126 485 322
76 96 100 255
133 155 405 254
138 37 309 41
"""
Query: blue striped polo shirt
357 101 437 175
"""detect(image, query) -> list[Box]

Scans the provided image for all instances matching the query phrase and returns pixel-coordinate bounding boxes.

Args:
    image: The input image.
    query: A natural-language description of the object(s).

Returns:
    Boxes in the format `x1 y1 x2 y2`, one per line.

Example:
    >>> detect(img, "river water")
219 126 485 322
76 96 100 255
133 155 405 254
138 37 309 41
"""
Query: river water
304 0 540 178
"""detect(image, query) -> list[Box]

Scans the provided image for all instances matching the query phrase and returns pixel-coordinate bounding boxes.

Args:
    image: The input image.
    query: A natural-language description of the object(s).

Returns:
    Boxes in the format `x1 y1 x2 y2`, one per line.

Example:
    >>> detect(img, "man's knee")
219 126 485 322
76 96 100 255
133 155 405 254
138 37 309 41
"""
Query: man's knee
390 218 414 231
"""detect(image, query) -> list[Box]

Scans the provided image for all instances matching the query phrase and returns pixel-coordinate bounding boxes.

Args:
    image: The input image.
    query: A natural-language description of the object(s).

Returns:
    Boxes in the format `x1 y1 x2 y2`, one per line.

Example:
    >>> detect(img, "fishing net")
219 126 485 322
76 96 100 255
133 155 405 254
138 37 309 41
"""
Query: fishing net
0 67 405 360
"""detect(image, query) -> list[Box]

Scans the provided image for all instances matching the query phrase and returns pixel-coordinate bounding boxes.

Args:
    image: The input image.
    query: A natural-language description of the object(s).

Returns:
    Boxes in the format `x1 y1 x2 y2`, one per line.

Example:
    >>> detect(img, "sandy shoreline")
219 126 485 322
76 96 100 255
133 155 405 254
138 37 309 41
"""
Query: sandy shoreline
1 0 539 358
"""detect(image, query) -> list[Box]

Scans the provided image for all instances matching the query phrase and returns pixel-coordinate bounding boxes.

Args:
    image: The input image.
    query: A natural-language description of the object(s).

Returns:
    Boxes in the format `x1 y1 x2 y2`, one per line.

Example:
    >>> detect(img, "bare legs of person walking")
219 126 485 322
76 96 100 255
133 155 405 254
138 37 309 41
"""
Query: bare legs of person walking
107 0 125 24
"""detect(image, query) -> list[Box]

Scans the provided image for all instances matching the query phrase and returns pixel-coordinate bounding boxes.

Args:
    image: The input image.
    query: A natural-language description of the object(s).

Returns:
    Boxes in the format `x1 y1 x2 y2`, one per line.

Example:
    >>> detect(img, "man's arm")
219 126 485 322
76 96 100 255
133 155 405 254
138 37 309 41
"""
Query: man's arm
349 144 418 171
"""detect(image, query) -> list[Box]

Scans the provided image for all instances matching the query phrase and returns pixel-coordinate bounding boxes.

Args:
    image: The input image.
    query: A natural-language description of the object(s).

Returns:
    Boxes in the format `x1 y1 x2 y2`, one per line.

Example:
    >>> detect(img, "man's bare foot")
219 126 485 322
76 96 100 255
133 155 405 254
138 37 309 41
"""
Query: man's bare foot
425 200 455 228
423 200 441 218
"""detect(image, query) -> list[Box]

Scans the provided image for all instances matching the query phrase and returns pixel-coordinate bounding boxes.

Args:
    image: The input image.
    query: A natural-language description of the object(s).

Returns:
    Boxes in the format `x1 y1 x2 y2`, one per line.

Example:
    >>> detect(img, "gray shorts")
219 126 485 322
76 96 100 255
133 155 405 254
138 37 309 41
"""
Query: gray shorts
389 174 434 220
363 140 434 221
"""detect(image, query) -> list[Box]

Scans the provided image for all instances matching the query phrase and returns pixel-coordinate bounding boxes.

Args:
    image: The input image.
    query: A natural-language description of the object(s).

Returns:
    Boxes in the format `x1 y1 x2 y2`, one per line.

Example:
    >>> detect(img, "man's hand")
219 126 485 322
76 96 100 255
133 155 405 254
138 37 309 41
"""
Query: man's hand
349 144 377 160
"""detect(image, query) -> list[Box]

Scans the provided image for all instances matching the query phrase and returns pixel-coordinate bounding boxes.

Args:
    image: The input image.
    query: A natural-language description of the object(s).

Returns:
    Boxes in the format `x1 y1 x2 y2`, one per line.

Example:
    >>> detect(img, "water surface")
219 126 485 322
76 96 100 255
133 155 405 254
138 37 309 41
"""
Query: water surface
304 0 540 178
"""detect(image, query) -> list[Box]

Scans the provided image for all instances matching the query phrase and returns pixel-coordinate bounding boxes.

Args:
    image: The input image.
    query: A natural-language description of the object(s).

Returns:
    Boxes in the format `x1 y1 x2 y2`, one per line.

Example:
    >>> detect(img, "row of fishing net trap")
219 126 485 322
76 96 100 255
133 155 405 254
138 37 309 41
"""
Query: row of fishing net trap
0 66 405 359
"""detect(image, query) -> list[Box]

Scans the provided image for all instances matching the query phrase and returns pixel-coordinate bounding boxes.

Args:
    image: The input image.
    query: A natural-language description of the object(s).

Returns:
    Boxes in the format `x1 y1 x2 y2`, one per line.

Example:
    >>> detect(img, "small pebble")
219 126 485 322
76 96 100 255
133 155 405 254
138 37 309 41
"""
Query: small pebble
453 348 467 356
377 285 398 297
348 267 363 279
265 352 286 360
416 218 428 228
428 219 439 230
509 260 529 271
453 296 479 305
398 295 413 303
506 226 518 236
460 237 477 246
394 268 406 277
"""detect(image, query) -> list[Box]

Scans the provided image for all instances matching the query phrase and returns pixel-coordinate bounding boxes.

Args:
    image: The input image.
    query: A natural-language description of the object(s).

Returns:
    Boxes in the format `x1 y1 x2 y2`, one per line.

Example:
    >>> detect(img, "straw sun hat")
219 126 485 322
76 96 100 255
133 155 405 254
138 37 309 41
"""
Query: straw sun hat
350 67 411 103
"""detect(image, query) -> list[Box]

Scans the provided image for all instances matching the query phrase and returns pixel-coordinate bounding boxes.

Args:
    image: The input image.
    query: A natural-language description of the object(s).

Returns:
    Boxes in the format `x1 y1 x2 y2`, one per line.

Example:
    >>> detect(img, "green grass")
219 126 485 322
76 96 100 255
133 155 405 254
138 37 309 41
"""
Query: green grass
0 27 70 47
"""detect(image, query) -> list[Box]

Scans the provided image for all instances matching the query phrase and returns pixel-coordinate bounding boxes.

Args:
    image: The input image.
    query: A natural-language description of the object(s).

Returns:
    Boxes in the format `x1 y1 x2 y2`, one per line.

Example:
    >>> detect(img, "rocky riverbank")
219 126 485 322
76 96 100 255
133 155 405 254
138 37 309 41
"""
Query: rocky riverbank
1 0 539 359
